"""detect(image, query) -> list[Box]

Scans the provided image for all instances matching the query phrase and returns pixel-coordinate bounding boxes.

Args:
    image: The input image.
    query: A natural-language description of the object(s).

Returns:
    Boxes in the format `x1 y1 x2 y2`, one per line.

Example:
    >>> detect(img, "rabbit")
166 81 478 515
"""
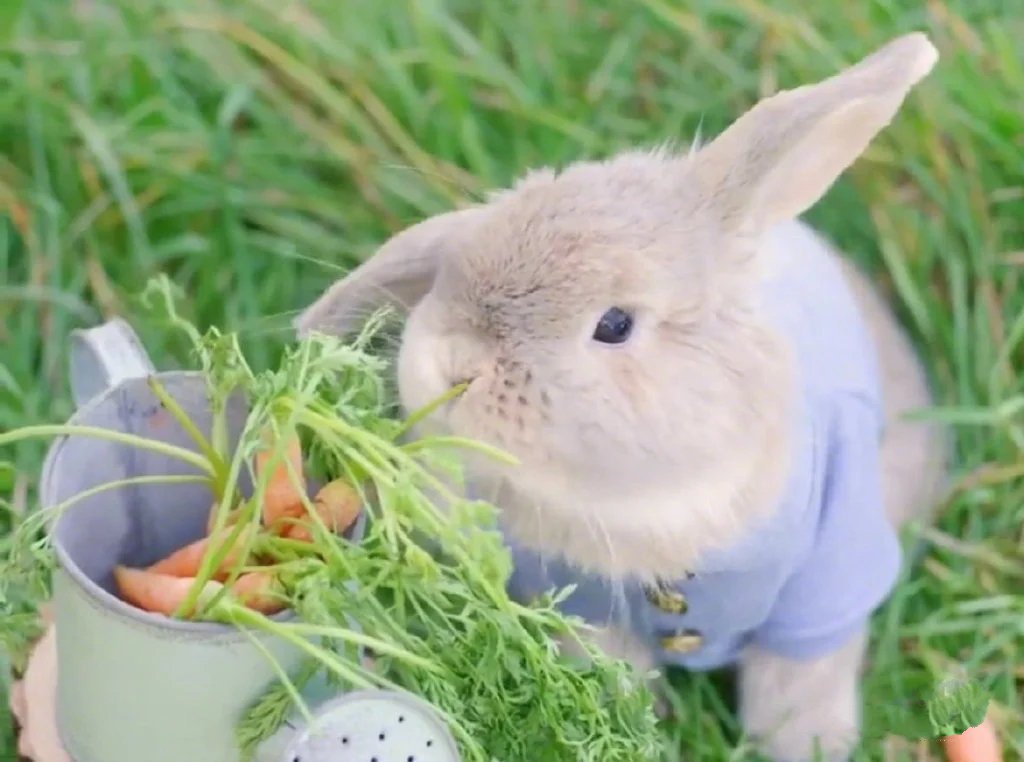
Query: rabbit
296 33 947 762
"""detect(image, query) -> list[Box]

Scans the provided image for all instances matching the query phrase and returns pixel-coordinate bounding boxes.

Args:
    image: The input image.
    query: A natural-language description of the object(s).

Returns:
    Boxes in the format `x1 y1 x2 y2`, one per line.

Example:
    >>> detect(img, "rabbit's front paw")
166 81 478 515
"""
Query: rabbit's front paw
556 624 672 716
739 630 867 762
745 706 857 762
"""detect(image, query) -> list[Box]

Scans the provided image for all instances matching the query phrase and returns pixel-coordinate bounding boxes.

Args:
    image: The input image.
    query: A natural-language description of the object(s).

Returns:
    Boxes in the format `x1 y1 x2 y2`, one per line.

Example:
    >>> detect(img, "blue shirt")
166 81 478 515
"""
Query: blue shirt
502 221 903 669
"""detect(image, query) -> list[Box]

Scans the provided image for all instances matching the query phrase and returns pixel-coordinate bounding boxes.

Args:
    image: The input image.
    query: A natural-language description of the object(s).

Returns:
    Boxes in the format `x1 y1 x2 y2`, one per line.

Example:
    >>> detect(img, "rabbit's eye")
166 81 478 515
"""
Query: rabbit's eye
593 307 633 344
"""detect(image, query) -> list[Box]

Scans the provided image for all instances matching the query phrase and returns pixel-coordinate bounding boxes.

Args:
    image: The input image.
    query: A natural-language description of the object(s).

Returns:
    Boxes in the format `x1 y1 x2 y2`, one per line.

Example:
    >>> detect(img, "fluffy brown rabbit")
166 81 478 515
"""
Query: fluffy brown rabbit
298 33 947 762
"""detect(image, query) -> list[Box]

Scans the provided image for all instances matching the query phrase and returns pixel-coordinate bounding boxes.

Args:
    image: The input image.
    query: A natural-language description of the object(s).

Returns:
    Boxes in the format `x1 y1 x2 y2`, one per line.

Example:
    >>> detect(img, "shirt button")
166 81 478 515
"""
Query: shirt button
660 629 703 654
643 581 688 614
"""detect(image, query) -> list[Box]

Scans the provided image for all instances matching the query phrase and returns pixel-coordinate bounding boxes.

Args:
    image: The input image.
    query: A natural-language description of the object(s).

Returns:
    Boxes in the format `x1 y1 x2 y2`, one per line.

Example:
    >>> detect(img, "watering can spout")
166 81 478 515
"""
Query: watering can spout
68 317 156 410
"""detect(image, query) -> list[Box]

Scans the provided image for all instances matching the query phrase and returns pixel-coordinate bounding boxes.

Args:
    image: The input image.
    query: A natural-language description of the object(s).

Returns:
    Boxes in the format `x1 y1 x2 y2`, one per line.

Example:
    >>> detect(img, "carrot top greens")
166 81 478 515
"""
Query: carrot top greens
0 276 661 762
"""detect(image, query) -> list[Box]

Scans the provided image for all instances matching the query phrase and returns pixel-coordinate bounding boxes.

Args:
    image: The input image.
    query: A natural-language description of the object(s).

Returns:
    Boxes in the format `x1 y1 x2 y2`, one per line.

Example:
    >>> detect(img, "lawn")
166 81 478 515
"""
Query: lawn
1 0 1022 759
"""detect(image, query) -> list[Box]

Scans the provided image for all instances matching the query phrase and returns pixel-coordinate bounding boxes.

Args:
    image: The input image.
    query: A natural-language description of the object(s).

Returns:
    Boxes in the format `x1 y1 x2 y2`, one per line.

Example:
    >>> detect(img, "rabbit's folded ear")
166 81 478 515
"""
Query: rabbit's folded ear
295 206 483 338
692 32 938 232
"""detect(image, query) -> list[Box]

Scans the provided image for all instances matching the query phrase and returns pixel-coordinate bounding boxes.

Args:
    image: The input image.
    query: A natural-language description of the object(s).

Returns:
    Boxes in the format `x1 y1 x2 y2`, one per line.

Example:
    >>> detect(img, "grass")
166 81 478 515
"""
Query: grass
0 0 1022 759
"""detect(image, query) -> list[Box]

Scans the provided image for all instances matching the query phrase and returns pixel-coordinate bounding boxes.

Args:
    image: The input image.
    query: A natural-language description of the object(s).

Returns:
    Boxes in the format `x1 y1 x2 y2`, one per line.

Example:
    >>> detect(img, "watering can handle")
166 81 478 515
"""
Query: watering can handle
69 317 157 409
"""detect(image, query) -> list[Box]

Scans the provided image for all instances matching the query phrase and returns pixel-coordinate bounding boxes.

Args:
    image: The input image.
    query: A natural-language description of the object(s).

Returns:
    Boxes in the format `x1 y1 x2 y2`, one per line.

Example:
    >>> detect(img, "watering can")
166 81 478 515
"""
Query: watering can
37 317 460 762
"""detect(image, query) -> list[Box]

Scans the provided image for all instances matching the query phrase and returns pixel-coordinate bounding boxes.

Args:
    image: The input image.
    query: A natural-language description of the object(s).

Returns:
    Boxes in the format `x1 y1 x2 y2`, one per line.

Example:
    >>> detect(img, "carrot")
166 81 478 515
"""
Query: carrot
147 523 256 580
283 478 362 542
113 566 223 618
227 571 286 615
255 430 307 529
941 716 1001 762
264 501 307 538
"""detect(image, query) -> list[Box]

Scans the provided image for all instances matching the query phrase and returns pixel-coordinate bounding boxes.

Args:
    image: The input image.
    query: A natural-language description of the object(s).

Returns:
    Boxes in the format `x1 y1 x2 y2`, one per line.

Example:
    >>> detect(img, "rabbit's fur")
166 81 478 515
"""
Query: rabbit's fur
298 34 946 762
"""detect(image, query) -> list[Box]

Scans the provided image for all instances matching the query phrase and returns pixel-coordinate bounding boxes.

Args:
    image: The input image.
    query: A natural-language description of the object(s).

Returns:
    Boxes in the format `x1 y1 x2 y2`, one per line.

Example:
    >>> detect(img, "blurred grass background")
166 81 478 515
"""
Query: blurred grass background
0 0 1022 759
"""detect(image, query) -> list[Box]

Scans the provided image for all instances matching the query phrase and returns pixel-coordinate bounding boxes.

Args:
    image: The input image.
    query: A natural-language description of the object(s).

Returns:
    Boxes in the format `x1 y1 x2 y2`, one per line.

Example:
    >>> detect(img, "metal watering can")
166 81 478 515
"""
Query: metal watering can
38 318 460 762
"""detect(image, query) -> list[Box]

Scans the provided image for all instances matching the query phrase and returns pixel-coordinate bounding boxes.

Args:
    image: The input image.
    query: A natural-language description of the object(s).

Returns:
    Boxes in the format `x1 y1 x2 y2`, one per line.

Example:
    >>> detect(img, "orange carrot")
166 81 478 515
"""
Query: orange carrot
227 571 286 615
113 566 223 618
283 478 362 542
147 523 256 580
264 501 307 538
255 430 307 528
941 716 1001 762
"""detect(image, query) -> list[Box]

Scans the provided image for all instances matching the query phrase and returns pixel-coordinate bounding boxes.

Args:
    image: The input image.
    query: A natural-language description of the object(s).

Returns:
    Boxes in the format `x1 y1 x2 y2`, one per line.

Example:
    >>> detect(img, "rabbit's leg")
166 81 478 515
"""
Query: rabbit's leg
739 628 867 762
559 624 674 717
587 623 657 671
593 625 678 719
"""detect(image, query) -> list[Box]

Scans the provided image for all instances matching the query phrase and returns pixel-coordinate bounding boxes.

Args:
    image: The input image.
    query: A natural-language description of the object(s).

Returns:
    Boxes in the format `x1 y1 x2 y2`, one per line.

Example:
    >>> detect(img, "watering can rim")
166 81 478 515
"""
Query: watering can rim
39 318 338 635
41 317 262 634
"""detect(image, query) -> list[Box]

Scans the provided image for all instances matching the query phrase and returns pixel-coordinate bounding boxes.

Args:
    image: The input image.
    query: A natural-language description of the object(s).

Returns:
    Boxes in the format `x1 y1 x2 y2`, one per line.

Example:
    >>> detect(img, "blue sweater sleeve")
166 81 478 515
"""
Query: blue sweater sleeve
752 396 903 660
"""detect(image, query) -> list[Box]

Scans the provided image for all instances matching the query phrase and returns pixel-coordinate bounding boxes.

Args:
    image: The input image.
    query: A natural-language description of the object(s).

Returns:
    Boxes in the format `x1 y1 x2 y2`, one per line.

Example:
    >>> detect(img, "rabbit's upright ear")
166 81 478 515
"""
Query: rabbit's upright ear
295 206 483 338
692 33 938 232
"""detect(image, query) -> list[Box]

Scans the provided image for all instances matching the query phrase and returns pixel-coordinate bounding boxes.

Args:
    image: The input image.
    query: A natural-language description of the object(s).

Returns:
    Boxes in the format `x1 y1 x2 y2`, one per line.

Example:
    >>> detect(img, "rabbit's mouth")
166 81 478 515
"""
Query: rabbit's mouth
446 382 545 465
433 372 655 495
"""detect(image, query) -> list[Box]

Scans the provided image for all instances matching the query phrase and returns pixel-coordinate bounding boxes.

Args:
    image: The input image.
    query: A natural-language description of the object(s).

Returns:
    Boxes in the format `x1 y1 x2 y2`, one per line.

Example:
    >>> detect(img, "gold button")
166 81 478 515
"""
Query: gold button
660 630 703 654
643 580 688 614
